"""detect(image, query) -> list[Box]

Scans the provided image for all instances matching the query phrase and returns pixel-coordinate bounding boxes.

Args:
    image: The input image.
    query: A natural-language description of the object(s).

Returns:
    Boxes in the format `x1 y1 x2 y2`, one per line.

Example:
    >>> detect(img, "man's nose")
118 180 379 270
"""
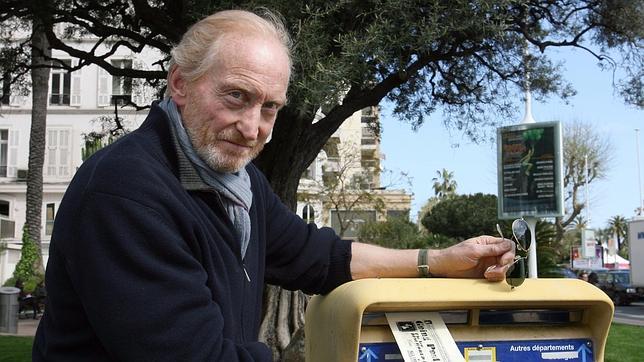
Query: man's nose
236 106 261 140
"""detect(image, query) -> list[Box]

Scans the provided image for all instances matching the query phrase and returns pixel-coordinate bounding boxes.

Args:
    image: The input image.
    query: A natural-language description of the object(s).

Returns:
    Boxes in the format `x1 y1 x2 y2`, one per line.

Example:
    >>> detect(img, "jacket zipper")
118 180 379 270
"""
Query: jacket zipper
242 264 251 282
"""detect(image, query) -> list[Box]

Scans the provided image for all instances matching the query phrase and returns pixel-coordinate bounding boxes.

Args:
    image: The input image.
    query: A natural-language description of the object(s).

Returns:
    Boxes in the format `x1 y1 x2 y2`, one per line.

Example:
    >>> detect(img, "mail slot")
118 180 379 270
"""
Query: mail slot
305 278 613 361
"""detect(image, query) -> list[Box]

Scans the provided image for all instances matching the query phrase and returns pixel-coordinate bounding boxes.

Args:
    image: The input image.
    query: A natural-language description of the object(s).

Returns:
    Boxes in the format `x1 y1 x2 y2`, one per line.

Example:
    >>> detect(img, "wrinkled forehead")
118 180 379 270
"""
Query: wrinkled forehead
214 33 291 87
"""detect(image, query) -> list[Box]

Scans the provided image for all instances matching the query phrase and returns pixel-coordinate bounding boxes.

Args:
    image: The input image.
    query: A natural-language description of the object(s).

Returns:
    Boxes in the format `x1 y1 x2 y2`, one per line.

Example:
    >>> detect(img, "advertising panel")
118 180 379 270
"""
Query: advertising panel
497 122 563 219
571 246 603 270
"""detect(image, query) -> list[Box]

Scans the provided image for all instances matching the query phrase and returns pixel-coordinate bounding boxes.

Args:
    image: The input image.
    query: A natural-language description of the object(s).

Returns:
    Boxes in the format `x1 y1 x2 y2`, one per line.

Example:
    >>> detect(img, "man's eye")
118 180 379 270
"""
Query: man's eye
229 91 243 99
263 102 279 110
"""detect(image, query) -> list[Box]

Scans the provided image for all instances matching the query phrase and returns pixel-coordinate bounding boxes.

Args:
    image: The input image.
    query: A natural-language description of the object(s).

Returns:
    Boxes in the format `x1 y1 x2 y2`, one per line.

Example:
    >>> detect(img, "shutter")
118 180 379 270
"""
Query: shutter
70 59 82 106
46 129 58 176
97 67 111 106
7 129 18 177
58 129 70 177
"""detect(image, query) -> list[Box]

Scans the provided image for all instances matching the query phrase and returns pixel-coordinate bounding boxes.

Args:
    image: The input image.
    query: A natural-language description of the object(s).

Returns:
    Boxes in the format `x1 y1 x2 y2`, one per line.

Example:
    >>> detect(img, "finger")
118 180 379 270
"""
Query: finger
484 264 509 281
476 235 510 245
474 237 513 258
499 245 516 266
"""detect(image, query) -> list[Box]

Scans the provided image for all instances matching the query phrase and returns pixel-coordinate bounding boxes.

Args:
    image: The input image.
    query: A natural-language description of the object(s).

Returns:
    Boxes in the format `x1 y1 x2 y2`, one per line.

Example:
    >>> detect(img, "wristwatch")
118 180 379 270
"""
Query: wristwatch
417 249 432 278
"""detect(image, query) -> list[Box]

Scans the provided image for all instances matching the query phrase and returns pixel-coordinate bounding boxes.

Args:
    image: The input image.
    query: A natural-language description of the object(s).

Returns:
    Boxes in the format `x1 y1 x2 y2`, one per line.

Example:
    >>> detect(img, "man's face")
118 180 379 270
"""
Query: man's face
175 34 289 173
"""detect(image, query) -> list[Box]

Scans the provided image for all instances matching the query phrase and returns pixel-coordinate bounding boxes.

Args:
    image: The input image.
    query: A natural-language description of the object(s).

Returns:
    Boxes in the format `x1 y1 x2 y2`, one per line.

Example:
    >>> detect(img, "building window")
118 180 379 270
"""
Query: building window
387 209 410 221
111 59 133 99
45 203 55 235
0 200 14 239
98 59 133 106
0 129 7 177
45 128 72 178
0 200 9 217
50 59 72 105
302 204 315 223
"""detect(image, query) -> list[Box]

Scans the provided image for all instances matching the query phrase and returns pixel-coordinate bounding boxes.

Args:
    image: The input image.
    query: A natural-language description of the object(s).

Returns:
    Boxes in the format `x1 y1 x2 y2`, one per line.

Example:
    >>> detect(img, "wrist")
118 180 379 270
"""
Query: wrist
425 249 444 277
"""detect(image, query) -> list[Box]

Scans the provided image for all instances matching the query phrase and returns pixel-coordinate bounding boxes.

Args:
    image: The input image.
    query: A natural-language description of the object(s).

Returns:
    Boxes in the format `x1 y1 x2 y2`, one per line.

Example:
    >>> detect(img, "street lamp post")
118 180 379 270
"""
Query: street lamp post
636 129 643 216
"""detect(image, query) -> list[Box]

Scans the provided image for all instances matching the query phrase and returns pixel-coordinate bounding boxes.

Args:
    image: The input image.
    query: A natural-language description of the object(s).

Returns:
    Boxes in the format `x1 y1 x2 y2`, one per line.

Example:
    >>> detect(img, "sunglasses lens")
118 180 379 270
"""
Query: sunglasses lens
512 219 531 250
506 259 526 288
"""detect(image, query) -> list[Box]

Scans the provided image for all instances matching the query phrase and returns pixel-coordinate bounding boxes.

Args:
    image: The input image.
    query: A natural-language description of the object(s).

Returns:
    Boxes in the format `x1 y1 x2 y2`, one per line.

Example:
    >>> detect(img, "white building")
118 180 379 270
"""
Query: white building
0 37 411 284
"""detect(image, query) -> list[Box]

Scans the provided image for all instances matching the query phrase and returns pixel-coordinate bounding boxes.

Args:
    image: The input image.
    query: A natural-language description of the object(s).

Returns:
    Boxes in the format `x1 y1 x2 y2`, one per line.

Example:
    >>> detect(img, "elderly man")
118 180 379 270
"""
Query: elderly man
33 9 514 361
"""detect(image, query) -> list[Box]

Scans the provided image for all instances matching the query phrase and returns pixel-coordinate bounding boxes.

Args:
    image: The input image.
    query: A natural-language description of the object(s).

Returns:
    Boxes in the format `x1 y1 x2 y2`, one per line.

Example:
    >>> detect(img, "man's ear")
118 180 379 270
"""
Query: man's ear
168 65 188 106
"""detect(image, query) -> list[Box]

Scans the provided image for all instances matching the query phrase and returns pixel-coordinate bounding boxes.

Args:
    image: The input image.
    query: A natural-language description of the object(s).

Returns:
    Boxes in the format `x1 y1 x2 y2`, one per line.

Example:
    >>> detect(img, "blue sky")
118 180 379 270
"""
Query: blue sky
380 47 642 230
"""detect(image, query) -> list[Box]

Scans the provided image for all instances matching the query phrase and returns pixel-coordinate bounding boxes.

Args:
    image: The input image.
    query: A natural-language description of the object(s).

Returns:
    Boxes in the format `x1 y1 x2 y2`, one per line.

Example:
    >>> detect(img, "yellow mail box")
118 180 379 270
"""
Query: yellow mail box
305 278 613 361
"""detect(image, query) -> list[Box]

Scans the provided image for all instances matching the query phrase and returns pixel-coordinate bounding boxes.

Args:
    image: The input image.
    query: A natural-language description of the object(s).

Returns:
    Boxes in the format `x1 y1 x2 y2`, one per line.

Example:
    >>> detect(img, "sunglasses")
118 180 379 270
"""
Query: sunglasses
496 218 531 288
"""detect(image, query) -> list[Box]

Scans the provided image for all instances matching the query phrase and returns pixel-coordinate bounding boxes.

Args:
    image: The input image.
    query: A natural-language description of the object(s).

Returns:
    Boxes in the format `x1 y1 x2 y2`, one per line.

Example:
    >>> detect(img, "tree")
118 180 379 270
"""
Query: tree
608 215 628 251
358 217 423 250
555 121 613 243
421 193 499 240
572 215 589 230
2 1 642 359
23 8 53 277
432 168 457 199
1 1 640 208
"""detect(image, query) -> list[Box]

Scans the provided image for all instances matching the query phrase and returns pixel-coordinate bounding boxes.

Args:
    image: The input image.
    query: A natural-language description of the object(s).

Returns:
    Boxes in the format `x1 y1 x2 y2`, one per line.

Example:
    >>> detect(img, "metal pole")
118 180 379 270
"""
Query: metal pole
637 129 643 215
525 216 538 278
522 42 538 278
585 154 590 225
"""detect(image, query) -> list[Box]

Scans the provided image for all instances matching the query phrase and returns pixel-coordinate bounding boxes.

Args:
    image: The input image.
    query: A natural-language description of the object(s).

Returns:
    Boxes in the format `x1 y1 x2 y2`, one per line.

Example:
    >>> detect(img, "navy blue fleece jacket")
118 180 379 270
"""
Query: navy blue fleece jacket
32 103 353 361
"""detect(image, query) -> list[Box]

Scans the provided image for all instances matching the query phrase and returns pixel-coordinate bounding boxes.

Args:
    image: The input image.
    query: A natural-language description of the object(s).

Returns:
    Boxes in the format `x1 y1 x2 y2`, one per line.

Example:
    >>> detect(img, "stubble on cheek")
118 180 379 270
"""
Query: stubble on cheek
186 122 266 173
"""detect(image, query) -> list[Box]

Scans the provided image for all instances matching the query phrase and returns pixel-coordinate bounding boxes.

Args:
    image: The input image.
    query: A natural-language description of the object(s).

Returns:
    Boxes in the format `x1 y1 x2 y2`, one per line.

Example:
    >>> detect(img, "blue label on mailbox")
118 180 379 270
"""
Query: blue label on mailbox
458 339 593 362
358 339 593 361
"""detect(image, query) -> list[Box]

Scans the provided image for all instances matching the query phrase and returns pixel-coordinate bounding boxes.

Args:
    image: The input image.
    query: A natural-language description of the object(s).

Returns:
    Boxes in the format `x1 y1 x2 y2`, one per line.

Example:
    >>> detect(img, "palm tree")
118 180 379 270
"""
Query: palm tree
24 15 51 275
432 168 457 199
608 215 628 251
572 215 588 230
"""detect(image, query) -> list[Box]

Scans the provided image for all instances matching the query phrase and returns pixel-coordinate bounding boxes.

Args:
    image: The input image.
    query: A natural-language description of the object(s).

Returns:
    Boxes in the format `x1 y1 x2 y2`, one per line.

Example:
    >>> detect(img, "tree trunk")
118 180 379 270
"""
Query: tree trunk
254 86 382 360
254 105 353 360
255 106 316 361
25 15 51 274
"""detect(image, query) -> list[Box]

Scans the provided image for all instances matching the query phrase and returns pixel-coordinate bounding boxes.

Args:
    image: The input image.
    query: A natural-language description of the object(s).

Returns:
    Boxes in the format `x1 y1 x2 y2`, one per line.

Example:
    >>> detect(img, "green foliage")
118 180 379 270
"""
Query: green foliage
358 217 424 249
418 233 459 250
81 115 130 160
13 225 43 293
608 215 628 251
421 193 499 240
432 168 457 199
357 217 460 250
533 221 562 277
2 276 16 287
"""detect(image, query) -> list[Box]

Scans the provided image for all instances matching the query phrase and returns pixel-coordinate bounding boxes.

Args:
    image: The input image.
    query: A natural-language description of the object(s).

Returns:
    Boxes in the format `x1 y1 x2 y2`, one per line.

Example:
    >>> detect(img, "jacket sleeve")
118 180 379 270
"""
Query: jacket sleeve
53 172 272 361
253 168 353 295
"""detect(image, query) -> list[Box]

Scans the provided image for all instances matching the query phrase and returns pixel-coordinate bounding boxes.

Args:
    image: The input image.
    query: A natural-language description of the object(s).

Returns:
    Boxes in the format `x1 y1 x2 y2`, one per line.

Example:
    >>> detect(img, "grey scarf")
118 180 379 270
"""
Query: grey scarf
159 98 253 259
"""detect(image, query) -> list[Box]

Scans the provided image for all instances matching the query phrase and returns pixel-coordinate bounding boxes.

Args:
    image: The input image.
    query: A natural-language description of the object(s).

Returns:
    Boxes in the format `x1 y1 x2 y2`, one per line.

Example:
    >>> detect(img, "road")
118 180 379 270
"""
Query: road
613 301 644 327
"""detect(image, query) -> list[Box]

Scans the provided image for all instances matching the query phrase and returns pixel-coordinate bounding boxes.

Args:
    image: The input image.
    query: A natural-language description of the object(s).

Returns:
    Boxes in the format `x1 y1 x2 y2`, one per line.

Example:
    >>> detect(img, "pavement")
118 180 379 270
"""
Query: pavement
15 317 40 336
0 316 41 337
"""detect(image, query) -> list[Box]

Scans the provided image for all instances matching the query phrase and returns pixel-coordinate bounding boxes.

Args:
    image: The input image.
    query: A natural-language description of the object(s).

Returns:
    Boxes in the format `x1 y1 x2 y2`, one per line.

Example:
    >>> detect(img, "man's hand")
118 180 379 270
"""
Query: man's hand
427 236 515 281
350 236 515 282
